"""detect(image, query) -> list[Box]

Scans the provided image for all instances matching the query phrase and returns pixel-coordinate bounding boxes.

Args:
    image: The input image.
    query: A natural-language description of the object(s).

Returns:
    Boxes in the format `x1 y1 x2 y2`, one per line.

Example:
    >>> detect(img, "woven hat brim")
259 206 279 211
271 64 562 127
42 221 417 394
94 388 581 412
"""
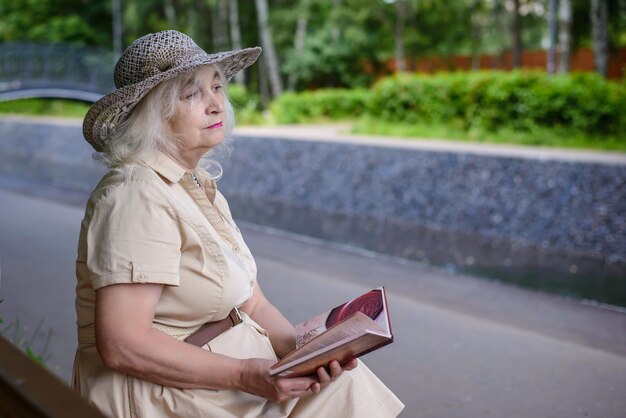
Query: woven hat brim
83 47 261 151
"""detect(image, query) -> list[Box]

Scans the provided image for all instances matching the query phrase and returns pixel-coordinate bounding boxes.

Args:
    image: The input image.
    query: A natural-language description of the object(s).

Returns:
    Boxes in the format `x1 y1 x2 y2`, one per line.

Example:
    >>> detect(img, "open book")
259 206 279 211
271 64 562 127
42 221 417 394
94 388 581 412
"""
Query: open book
269 287 394 377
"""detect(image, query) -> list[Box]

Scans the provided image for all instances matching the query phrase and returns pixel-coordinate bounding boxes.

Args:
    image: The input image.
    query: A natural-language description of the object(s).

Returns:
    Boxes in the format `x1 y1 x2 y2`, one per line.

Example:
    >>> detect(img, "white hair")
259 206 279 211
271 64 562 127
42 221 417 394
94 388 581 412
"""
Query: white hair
96 65 234 180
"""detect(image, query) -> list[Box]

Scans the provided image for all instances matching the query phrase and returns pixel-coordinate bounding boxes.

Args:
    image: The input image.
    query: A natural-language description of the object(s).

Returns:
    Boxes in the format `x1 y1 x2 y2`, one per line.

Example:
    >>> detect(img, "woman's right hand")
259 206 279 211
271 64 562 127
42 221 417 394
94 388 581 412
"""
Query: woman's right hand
239 358 318 403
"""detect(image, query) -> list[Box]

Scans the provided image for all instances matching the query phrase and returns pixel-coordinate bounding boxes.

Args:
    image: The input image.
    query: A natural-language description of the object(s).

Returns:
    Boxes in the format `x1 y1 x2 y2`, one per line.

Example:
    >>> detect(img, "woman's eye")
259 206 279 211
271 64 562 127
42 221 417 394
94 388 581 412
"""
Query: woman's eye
212 85 223 93
184 90 201 100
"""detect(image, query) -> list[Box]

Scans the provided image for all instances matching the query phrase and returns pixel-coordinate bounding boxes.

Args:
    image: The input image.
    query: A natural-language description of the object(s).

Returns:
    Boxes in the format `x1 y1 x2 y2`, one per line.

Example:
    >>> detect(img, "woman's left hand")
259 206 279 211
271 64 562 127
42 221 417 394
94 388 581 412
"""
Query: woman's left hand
309 358 358 394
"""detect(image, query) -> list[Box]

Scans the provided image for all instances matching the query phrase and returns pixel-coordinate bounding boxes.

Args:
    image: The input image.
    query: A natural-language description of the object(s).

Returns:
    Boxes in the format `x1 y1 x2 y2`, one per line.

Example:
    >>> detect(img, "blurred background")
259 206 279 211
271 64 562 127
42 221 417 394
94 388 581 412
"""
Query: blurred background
0 3 625 416
0 0 625 149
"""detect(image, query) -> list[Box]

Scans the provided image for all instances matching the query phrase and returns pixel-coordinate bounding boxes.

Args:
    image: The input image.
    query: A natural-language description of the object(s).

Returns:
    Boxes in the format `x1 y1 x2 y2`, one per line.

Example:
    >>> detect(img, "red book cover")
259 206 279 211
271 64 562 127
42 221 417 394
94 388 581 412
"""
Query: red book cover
270 287 393 377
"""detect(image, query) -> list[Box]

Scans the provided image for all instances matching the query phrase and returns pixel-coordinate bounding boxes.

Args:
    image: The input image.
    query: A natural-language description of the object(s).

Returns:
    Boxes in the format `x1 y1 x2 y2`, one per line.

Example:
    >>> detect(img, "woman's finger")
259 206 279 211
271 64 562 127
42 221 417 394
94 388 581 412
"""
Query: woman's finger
276 375 317 399
309 382 321 394
328 360 343 379
343 358 358 371
289 384 312 398
316 365 332 384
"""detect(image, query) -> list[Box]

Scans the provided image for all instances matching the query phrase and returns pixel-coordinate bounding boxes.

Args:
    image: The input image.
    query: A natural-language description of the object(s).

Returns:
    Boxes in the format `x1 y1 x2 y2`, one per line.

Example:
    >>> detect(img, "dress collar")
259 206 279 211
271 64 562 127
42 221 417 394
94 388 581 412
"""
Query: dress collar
142 151 218 201
142 151 187 184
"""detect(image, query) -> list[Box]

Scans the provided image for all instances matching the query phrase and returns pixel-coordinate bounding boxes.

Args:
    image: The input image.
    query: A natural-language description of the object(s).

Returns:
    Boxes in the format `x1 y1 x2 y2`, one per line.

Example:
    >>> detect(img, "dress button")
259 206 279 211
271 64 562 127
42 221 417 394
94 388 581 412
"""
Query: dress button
233 245 240 253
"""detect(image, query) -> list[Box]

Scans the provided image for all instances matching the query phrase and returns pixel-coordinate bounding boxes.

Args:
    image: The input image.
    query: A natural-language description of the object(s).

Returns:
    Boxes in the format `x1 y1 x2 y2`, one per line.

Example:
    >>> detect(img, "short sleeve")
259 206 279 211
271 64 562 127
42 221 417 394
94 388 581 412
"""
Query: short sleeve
86 181 181 290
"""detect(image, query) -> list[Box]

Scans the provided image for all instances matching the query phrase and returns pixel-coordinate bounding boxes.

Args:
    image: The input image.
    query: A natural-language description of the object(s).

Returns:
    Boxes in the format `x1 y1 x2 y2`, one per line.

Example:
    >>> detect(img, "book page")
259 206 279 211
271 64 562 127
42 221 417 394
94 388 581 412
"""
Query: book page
284 312 381 364
274 332 391 377
295 312 331 348
270 287 394 377
295 287 389 348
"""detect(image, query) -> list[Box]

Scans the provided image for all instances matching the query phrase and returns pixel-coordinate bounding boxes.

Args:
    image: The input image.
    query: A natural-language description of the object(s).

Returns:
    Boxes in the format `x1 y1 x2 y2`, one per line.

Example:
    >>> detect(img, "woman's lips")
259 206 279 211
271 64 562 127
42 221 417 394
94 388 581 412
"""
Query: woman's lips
207 121 223 129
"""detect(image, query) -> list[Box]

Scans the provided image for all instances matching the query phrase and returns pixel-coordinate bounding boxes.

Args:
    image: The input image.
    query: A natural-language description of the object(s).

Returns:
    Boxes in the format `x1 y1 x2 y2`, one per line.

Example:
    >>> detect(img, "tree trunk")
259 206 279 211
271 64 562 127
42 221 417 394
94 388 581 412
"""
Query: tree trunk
547 0 558 74
331 0 342 44
112 0 123 58
210 0 228 51
229 0 245 84
558 0 572 73
164 0 177 28
470 0 482 70
493 1 507 69
511 0 522 68
186 0 204 41
394 0 407 72
590 0 609 77
287 0 310 90
255 0 283 98
258 56 271 108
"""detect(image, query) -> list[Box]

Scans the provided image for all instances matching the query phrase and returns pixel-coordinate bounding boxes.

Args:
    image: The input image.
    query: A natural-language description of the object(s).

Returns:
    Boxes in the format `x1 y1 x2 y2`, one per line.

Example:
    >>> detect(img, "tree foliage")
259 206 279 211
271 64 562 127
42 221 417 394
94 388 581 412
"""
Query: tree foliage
0 0 624 91
0 0 111 46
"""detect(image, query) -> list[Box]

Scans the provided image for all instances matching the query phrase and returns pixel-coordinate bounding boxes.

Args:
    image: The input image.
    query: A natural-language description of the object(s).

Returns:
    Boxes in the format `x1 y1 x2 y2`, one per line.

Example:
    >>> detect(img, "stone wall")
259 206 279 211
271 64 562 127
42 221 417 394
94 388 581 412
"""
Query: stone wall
0 118 103 192
1 117 624 302
221 135 625 299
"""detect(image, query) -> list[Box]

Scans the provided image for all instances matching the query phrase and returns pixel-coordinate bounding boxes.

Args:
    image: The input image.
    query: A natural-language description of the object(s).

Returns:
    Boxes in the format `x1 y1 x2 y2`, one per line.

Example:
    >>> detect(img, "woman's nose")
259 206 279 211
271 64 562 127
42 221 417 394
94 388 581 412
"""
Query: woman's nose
206 93 223 114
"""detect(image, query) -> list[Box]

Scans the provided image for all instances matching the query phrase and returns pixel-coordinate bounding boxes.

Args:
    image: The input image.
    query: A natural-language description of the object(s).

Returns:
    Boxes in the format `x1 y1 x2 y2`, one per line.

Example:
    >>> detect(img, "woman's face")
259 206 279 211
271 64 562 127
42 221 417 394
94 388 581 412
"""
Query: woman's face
167 66 225 169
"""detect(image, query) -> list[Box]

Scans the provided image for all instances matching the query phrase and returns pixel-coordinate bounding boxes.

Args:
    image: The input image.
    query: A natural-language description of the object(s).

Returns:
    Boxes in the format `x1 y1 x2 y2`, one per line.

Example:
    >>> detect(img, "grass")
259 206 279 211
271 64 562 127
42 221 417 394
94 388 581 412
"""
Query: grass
1 316 52 367
352 117 626 152
1 98 624 152
0 98 90 118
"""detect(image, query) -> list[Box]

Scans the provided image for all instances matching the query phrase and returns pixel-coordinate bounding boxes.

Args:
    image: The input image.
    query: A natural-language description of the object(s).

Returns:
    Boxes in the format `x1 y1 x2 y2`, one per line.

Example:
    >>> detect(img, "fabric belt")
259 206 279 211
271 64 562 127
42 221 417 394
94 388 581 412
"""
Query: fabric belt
77 307 243 347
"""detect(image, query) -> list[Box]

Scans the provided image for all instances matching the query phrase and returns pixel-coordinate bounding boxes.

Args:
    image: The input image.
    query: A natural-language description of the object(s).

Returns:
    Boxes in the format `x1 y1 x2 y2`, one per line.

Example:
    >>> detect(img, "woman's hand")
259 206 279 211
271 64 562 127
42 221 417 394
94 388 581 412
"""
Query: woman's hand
240 358 318 403
239 358 359 402
309 358 358 394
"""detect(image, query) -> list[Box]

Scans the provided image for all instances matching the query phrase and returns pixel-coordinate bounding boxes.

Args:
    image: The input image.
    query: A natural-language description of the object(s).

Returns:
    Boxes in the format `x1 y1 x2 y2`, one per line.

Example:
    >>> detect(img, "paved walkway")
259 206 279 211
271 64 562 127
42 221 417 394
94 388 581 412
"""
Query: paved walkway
234 124 626 165
1 184 625 417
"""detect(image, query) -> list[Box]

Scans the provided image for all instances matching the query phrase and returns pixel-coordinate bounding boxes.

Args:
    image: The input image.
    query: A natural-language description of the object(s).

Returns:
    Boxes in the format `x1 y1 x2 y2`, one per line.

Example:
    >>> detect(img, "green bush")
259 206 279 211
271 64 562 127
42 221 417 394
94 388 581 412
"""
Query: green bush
0 98 90 118
369 70 626 137
228 84 261 111
227 84 264 125
270 88 371 124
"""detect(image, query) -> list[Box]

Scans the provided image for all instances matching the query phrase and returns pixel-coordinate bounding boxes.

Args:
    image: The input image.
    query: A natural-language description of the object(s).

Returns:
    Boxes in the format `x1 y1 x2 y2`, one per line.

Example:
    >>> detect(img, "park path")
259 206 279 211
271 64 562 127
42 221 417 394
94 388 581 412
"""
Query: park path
234 124 626 165
0 183 625 418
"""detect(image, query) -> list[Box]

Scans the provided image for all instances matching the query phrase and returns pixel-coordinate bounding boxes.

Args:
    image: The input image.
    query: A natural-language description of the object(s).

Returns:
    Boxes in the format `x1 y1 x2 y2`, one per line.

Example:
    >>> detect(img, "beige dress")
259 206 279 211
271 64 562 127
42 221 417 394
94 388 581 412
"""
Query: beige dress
72 151 404 418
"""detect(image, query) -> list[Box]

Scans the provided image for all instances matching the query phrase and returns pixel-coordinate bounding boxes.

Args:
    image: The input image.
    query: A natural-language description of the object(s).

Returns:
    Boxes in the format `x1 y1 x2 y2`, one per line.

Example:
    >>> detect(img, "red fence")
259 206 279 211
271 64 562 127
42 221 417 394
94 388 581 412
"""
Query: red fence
387 47 625 79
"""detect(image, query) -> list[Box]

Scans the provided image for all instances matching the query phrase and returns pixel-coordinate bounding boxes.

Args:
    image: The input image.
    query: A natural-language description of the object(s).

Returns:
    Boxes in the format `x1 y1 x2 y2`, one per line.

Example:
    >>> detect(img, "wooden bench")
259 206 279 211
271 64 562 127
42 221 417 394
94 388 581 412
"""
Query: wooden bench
0 335 106 418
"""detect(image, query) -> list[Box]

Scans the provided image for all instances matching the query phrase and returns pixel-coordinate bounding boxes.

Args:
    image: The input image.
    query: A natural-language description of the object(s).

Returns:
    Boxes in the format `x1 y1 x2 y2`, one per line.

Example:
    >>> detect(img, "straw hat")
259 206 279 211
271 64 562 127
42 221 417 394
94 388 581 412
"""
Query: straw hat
83 30 261 151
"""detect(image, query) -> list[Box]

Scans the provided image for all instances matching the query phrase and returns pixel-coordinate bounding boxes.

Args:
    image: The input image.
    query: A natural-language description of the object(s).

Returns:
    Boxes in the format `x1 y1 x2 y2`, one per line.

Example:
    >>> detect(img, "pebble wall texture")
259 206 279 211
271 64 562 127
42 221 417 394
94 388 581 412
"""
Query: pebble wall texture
220 136 625 297
0 118 103 193
1 117 624 301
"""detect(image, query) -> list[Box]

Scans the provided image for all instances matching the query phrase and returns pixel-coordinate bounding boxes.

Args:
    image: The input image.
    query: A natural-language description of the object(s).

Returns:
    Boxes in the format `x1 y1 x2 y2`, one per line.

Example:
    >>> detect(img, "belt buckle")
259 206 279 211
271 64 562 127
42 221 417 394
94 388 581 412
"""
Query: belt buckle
229 306 243 325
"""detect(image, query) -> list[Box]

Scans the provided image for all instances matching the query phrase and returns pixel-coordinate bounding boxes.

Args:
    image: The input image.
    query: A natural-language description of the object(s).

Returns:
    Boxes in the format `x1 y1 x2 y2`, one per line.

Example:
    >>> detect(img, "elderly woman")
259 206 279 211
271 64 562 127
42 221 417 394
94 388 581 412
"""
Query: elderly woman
72 30 403 417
